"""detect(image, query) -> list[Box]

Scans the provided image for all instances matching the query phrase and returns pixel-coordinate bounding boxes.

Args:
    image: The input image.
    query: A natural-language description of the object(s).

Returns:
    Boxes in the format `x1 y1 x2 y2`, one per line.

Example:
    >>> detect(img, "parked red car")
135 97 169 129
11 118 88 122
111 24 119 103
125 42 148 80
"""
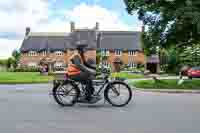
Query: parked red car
187 67 200 79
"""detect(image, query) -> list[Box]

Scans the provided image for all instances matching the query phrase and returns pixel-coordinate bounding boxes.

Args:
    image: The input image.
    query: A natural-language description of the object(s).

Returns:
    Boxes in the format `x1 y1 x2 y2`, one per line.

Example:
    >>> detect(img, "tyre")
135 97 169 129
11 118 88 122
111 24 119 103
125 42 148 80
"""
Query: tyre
52 81 80 106
104 81 132 107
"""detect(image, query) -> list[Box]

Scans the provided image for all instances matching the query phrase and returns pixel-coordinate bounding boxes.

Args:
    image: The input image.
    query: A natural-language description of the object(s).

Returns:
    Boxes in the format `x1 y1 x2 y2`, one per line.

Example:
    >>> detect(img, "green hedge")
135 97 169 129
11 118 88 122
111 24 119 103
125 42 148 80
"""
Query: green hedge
8 67 40 72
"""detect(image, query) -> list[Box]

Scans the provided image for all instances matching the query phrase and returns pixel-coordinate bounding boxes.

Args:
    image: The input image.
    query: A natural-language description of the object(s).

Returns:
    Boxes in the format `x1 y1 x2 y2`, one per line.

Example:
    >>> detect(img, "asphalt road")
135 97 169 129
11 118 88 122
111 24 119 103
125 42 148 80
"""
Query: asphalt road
0 84 200 133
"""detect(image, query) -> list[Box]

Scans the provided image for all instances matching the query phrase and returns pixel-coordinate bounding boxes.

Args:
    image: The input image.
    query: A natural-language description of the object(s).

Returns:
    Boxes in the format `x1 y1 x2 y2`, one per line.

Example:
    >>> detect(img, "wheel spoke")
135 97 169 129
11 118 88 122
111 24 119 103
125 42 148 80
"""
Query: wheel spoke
111 86 120 96
53 83 79 106
106 82 132 107
65 88 73 95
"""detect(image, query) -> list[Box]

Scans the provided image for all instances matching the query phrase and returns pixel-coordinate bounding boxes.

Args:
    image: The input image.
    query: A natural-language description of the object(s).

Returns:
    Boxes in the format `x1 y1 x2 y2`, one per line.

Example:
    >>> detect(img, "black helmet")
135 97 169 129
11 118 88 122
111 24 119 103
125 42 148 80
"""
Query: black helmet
76 44 88 53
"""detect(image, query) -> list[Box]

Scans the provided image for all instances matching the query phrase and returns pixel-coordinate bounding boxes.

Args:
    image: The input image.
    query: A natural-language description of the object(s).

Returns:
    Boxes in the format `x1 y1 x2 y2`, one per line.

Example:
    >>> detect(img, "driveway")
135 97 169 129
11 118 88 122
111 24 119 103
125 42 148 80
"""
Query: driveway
0 84 200 133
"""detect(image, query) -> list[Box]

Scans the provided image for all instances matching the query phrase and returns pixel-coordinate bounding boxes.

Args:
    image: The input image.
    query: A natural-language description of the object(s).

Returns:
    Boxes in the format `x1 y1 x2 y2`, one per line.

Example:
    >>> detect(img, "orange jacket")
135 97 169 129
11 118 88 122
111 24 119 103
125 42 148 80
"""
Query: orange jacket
67 64 81 76
67 53 83 76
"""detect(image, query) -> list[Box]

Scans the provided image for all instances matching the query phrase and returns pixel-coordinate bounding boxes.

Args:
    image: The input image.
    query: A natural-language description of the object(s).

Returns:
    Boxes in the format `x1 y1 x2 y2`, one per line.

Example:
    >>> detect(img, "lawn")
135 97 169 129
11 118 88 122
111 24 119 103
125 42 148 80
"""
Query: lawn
132 79 200 89
0 72 53 84
111 72 144 79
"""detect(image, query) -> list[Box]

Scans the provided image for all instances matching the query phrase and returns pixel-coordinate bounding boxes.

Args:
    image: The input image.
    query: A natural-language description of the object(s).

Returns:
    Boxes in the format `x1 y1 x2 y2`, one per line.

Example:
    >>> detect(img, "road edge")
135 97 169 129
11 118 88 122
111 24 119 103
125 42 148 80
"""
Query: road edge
135 88 200 94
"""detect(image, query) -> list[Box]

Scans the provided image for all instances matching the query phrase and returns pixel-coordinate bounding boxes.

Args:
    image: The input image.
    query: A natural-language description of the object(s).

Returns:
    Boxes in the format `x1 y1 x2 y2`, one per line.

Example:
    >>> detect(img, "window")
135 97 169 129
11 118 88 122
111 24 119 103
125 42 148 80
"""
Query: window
101 49 109 56
28 62 37 68
54 62 64 68
42 51 46 56
28 51 37 56
115 49 122 56
128 59 137 68
128 62 137 68
128 50 137 56
102 61 109 67
55 51 64 56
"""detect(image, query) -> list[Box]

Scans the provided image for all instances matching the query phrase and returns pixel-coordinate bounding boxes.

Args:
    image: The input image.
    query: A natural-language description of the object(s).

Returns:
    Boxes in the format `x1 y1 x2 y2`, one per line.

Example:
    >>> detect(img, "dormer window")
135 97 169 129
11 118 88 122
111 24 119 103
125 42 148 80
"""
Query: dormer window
28 51 37 56
55 51 64 56
128 50 137 56
115 49 122 56
101 49 109 56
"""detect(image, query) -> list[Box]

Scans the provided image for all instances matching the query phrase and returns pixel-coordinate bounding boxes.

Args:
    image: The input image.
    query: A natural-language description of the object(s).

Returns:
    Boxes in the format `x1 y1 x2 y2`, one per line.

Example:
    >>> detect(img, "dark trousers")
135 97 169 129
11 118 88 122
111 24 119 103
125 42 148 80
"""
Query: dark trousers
85 80 94 100
70 72 95 100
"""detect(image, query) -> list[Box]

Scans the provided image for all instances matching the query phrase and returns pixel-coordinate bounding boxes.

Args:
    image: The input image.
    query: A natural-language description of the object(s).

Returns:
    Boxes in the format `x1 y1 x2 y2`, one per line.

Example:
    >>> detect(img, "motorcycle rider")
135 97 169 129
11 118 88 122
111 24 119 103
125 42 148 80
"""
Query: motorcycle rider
67 45 97 101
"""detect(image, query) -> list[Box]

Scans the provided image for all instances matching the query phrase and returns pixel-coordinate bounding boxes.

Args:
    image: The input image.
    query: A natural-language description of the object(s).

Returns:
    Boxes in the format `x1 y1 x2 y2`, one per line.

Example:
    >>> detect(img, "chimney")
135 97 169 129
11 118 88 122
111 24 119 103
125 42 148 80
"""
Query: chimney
70 21 75 32
25 27 30 36
95 22 99 30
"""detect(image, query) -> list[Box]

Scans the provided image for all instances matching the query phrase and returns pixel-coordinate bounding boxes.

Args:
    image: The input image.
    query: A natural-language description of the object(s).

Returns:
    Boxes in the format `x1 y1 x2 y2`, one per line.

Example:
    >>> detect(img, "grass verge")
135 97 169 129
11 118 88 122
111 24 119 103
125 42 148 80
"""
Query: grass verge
131 79 200 89
111 72 144 79
0 72 53 84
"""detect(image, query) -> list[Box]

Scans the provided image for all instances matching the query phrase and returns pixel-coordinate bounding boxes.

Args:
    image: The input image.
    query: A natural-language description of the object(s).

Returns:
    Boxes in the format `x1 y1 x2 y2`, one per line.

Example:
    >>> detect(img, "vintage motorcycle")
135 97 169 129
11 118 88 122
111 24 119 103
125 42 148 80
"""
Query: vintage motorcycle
52 45 133 107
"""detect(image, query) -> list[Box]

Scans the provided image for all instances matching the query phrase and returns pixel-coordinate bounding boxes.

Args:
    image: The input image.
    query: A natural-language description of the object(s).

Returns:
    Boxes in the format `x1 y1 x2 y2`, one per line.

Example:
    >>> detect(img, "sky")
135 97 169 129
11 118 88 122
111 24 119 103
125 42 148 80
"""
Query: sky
0 0 141 59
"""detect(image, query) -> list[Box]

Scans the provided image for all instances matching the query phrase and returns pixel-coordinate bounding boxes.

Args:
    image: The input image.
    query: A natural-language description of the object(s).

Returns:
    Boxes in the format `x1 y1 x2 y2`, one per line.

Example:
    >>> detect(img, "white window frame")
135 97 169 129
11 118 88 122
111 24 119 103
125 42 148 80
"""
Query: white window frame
55 51 64 56
128 50 137 56
129 63 136 68
102 61 109 67
115 49 122 56
54 62 64 68
42 51 46 56
28 51 37 56
101 49 109 56
128 60 137 68
28 62 38 68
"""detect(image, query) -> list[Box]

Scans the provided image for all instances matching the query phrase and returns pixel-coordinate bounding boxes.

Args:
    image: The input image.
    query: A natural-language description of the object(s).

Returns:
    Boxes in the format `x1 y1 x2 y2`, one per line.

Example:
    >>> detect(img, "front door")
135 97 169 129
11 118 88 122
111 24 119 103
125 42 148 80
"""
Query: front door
147 63 157 73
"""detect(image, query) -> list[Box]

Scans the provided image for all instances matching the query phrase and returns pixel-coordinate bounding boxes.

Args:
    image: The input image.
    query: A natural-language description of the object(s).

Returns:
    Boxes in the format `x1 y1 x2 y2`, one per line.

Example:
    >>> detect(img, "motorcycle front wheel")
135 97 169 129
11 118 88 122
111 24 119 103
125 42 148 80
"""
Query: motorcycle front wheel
104 81 132 107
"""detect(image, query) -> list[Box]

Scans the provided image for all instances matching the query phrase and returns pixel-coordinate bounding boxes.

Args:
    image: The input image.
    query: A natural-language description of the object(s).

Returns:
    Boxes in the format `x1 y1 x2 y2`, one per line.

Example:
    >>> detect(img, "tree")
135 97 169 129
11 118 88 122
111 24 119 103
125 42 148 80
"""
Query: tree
6 57 15 69
179 44 200 66
124 0 200 48
0 59 7 66
12 50 20 61
11 49 20 69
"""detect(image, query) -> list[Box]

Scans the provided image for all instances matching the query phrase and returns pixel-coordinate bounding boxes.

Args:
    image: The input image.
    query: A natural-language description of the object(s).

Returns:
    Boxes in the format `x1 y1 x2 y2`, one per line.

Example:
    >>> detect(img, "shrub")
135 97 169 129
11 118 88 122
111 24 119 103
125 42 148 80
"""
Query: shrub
12 67 39 72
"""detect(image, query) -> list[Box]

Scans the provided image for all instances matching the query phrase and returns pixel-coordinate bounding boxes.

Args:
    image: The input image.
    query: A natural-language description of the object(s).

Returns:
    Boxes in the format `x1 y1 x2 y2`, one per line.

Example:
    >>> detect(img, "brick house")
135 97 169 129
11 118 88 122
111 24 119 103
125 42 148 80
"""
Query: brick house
19 22 145 71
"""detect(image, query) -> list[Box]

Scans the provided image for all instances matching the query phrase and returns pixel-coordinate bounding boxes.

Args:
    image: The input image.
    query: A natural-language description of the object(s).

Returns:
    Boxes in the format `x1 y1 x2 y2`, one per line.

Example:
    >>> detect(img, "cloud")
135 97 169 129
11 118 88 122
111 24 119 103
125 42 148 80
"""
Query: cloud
0 1 141 58
38 3 142 32
0 39 22 59
0 0 48 58
0 0 49 37
66 3 122 30
65 3 141 31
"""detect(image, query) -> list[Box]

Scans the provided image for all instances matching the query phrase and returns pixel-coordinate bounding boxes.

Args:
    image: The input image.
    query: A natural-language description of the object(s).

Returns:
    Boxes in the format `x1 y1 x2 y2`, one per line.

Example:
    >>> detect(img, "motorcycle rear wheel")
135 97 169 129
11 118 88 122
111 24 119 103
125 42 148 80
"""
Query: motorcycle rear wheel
52 81 80 106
